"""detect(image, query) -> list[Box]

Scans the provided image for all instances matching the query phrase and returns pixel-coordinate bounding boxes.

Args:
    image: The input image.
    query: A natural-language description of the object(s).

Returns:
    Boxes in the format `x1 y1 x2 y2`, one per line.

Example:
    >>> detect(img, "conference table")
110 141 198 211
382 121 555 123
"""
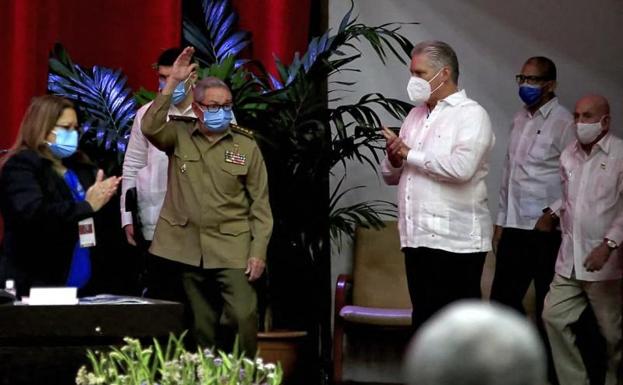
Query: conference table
0 297 184 385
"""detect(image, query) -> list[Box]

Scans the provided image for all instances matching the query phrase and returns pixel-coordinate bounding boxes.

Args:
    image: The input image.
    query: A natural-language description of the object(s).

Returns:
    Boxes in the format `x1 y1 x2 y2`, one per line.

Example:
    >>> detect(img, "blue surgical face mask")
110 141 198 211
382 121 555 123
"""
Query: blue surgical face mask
48 127 78 158
171 80 190 105
203 108 232 133
518 84 543 106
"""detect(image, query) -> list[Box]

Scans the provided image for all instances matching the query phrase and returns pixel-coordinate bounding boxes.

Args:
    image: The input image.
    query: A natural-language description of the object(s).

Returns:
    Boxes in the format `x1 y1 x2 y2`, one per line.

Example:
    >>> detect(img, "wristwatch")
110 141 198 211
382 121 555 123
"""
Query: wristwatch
605 238 618 250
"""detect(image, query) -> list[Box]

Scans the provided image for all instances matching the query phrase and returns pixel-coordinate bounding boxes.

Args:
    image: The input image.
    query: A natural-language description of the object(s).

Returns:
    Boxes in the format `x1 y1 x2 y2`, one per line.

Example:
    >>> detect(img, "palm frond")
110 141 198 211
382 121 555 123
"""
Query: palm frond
183 0 250 66
268 0 415 90
47 43 137 171
329 178 397 250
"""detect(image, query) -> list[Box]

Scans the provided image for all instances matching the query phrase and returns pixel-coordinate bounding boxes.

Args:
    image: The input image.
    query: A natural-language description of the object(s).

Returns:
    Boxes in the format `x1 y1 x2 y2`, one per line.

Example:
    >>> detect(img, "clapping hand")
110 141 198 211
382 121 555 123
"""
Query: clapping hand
381 126 409 167
85 169 121 212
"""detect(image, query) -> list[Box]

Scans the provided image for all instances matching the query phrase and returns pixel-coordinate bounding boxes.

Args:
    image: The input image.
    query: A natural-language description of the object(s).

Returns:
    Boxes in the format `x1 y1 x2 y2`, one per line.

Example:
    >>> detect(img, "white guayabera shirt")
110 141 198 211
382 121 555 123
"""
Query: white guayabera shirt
496 97 575 229
554 134 623 281
382 90 495 253
120 101 195 240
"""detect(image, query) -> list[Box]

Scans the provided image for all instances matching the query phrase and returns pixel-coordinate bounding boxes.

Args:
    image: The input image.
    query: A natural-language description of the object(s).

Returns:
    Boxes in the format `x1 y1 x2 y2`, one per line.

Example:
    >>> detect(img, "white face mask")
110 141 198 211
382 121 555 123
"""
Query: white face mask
576 118 605 144
406 69 444 106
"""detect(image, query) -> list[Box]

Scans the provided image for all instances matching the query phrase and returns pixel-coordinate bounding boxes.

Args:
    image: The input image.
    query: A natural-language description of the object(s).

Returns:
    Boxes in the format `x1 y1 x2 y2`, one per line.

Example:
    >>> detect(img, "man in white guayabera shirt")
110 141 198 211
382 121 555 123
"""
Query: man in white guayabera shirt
120 48 196 248
381 40 495 331
491 57 575 339
541 95 622 385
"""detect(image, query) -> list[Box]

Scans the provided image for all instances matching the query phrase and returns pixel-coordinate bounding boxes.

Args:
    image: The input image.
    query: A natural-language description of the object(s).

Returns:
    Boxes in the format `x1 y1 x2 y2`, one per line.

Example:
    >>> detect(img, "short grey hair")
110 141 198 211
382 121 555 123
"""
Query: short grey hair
411 40 459 84
404 301 546 385
194 76 231 100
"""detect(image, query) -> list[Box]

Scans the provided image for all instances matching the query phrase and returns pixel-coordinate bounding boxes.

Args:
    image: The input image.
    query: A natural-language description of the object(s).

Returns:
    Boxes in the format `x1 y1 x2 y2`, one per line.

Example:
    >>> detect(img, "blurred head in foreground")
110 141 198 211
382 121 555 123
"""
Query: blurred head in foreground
404 301 546 385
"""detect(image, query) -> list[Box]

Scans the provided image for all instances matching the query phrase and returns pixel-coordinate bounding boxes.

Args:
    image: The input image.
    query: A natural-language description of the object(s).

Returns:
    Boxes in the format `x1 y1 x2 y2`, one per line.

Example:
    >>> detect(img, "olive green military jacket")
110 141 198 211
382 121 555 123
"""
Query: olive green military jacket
141 94 273 269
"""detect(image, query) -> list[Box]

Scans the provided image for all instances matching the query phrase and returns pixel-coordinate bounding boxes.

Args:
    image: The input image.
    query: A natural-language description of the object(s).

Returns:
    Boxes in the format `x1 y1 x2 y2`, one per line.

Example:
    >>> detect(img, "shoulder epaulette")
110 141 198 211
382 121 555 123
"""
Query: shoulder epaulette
230 123 254 139
169 115 198 123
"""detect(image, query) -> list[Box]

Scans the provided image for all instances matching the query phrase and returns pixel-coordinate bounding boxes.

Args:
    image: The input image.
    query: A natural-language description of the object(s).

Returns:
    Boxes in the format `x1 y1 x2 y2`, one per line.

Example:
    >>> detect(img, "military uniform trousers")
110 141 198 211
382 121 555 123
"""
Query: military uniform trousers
145 254 258 355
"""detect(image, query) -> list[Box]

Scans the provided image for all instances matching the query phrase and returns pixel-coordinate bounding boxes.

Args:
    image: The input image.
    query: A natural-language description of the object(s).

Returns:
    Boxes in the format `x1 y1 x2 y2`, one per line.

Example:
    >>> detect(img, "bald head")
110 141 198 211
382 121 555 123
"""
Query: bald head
575 94 610 119
404 301 546 385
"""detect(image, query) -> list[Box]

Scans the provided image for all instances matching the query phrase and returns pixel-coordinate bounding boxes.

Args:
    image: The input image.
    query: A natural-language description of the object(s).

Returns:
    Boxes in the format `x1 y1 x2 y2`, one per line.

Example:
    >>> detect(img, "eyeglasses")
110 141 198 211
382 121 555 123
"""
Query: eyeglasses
54 124 79 131
515 74 551 85
198 103 233 113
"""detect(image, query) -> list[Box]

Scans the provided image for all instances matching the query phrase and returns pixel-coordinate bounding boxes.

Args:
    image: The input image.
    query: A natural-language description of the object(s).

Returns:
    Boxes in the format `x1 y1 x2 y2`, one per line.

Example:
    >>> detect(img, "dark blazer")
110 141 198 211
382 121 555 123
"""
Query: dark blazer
0 149 98 296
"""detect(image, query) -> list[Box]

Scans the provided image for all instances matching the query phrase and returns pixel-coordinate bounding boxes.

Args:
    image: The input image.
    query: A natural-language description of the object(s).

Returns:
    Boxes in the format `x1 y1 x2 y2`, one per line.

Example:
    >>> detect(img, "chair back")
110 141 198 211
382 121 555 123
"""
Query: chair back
352 221 411 309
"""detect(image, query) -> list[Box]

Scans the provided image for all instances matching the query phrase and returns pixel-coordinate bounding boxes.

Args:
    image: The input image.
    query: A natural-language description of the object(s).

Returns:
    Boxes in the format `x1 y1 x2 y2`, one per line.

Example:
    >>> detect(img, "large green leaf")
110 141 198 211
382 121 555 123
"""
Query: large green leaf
47 43 137 173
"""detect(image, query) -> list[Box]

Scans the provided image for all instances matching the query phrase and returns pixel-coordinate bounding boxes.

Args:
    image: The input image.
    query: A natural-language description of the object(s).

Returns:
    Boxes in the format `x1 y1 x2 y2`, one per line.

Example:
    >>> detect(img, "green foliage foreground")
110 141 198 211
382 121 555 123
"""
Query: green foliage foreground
75 334 283 385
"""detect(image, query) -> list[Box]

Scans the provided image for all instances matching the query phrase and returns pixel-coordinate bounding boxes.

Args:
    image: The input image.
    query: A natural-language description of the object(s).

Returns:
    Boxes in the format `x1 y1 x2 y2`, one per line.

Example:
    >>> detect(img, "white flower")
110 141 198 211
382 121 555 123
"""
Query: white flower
196 366 205 381
75 366 88 385
86 373 106 384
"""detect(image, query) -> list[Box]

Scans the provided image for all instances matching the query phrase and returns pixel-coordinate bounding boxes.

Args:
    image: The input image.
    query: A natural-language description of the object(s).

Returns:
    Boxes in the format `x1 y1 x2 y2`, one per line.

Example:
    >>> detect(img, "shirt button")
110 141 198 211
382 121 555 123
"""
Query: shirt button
431 234 435 238
407 196 410 200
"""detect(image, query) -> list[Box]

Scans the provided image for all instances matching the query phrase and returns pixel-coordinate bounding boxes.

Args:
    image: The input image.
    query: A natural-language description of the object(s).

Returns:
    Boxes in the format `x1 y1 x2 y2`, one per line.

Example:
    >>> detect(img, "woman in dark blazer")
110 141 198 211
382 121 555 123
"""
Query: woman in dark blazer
0 95 120 297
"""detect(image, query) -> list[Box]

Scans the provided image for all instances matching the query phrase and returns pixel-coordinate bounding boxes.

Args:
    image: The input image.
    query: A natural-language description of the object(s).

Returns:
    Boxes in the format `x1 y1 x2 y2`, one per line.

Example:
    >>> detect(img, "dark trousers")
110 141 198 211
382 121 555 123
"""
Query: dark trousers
404 247 486 332
143 254 258 355
490 228 561 326
490 227 561 384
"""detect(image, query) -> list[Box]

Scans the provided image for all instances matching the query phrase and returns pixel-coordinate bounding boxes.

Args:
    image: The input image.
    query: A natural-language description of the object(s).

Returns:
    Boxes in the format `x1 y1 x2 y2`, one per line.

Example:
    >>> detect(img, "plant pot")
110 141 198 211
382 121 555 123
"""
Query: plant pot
258 330 309 384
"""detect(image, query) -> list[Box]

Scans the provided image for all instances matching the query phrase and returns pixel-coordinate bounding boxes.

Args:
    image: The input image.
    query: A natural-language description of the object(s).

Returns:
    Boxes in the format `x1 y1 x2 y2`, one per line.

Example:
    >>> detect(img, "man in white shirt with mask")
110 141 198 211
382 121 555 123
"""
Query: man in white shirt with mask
382 40 495 331
541 95 622 385
491 57 575 343
121 48 197 249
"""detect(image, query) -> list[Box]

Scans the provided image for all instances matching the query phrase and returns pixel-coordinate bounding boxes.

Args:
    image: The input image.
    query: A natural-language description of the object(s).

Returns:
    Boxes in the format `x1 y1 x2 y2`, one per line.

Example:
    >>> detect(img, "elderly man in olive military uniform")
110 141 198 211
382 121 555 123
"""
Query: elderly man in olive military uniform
141 46 273 355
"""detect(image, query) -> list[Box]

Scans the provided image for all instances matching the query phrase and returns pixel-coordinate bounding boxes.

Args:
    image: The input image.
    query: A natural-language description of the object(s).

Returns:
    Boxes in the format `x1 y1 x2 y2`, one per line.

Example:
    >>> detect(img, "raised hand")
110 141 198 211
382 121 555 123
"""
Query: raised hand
162 46 198 94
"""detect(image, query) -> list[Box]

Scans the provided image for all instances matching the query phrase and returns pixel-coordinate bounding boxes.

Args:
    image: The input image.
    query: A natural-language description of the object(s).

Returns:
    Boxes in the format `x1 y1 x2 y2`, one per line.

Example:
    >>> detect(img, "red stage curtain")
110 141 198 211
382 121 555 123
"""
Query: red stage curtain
233 0 312 77
0 0 182 151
